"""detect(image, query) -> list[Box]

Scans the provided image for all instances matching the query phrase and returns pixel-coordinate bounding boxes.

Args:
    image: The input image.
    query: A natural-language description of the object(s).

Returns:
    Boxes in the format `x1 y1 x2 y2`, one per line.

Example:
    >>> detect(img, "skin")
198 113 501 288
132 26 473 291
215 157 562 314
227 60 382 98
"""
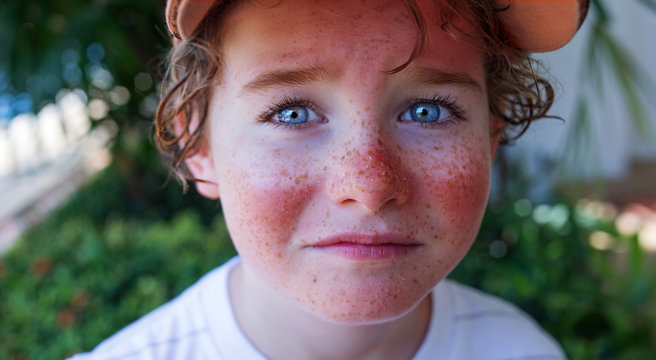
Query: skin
187 0 502 358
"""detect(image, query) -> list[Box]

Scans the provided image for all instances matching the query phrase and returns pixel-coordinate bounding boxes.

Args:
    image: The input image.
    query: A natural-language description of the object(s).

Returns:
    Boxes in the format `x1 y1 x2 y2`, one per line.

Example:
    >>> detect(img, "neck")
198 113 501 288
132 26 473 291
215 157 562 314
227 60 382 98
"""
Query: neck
229 262 432 360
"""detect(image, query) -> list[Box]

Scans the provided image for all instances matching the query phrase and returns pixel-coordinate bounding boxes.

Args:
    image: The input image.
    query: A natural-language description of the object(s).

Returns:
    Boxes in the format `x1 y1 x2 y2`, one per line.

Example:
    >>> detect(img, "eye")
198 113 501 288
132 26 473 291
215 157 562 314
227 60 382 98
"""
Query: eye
277 106 310 124
258 97 325 129
400 101 452 124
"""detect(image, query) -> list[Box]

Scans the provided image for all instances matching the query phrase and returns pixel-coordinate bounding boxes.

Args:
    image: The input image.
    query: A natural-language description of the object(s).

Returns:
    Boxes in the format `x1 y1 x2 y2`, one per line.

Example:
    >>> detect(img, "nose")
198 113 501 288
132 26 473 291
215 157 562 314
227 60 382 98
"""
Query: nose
328 138 411 213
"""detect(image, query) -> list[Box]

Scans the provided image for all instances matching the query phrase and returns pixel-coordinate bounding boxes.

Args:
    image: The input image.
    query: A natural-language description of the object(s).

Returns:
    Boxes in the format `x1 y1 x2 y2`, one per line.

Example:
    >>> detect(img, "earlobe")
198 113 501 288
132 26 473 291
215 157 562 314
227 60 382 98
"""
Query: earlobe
175 111 220 199
185 142 220 199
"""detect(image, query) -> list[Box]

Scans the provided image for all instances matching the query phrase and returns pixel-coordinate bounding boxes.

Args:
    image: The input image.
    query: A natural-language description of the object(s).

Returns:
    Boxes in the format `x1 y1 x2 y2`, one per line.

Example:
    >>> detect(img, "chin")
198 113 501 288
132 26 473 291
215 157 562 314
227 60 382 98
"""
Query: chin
313 302 425 325
286 274 437 325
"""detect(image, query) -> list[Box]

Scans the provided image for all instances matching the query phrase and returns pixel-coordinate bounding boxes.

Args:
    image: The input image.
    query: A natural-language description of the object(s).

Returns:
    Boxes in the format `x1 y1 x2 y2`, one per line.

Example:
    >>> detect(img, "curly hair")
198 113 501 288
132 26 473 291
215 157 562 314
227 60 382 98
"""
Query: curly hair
155 0 555 185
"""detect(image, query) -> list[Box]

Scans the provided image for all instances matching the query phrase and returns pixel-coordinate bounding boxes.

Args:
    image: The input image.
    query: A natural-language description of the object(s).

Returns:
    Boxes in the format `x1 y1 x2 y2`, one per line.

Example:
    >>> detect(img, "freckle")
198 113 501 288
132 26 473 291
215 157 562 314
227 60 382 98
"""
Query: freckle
365 106 370 112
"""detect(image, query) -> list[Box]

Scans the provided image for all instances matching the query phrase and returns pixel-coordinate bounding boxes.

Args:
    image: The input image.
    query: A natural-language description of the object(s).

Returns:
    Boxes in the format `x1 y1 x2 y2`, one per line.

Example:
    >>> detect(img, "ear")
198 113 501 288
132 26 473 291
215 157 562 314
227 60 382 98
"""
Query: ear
186 141 220 199
489 114 504 159
175 112 220 199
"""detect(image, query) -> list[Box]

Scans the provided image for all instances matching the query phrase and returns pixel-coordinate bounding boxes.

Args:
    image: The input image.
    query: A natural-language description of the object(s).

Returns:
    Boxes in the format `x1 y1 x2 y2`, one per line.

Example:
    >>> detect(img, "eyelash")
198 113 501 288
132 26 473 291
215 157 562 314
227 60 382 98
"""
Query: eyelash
257 94 467 129
402 95 467 129
257 96 319 130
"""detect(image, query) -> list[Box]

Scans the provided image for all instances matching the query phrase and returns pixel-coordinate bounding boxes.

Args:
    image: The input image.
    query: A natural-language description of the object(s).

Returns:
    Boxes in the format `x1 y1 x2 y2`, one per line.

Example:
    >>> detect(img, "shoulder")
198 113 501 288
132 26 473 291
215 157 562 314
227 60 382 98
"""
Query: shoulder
418 279 566 360
68 259 239 360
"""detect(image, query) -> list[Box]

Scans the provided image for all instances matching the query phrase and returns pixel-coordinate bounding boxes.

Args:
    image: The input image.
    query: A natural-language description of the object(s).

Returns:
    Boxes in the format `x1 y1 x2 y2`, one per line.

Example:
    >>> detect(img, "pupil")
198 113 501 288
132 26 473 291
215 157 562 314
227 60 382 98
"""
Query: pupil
278 106 308 124
409 103 440 123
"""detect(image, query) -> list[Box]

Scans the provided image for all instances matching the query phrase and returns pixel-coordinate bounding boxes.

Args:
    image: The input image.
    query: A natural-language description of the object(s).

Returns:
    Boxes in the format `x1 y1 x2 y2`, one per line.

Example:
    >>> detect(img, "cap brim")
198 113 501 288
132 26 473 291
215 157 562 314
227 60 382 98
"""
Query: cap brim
166 0 215 40
494 0 589 52
166 0 589 52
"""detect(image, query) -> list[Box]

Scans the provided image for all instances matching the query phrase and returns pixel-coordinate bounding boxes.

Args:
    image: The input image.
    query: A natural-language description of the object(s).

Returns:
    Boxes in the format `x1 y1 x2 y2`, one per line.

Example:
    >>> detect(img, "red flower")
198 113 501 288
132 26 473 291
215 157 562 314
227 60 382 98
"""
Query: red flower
29 257 51 277
71 290 90 312
57 309 76 328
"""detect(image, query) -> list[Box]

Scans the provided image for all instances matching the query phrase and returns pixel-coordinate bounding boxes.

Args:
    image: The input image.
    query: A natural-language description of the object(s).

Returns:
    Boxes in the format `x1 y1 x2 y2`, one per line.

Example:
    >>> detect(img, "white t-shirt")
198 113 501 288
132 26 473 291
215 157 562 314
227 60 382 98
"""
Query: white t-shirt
70 257 566 360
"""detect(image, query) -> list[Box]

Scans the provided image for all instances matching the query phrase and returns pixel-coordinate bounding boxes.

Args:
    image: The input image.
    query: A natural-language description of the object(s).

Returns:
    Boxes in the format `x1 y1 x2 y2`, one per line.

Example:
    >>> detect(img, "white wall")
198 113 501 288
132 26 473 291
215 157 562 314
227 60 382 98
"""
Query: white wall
513 0 656 182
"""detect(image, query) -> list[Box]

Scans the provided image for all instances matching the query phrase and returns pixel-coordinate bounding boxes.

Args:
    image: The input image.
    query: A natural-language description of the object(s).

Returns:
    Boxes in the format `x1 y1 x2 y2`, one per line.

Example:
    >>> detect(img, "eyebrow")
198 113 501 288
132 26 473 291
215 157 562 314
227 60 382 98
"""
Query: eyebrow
240 65 482 94
241 66 337 94
408 67 482 93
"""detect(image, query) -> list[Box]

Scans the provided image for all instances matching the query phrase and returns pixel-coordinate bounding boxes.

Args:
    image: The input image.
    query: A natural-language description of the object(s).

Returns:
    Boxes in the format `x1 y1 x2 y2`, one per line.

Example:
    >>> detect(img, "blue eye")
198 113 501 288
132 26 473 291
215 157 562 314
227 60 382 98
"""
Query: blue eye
277 106 309 124
411 103 440 122
259 97 324 128
401 102 450 123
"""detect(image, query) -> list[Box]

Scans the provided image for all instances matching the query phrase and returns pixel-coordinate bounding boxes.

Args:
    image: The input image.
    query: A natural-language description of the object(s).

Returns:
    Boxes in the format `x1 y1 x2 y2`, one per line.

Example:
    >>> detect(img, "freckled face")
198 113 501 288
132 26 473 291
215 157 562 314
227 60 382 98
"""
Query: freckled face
200 0 496 323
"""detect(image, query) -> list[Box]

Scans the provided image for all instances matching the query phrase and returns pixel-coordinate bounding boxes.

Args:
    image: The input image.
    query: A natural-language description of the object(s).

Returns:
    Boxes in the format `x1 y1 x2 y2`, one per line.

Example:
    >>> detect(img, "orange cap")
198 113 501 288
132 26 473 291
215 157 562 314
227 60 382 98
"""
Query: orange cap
165 0 589 52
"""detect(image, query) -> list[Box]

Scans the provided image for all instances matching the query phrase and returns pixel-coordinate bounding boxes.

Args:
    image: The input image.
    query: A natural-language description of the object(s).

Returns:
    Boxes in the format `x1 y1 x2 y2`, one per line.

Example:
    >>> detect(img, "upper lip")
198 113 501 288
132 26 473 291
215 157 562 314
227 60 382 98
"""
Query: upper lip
310 233 422 247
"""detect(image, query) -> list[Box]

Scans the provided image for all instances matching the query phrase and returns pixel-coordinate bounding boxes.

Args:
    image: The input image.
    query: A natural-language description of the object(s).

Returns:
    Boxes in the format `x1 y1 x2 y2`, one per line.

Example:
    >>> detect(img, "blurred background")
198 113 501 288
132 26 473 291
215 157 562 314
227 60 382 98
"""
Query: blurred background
0 0 654 359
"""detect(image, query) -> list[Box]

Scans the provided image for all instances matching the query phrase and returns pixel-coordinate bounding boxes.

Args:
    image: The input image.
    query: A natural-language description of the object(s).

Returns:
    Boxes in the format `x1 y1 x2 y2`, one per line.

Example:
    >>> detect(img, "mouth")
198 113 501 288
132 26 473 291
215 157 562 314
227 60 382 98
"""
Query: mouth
310 233 422 260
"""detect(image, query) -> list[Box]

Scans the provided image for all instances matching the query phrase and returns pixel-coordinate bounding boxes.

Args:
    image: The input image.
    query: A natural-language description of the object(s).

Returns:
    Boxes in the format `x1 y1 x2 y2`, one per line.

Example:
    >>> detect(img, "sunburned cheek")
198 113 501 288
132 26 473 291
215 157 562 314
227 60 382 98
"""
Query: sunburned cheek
220 159 315 269
427 145 490 244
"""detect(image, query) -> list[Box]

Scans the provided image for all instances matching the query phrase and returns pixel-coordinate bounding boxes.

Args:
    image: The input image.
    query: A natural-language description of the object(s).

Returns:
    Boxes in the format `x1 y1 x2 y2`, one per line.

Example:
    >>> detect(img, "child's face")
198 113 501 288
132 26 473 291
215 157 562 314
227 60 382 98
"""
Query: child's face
191 0 499 323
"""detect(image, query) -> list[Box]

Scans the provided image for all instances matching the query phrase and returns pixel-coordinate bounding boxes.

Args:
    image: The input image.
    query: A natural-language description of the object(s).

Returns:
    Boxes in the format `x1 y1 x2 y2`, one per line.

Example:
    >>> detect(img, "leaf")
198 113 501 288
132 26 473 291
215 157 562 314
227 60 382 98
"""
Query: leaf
635 0 656 13
597 25 653 136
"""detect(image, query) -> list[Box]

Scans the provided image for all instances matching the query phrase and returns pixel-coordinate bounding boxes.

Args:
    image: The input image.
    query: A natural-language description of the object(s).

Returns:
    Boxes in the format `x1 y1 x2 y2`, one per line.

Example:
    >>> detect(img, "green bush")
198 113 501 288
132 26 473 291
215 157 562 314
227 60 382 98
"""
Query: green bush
451 199 656 359
0 209 235 359
0 155 236 359
1 163 655 359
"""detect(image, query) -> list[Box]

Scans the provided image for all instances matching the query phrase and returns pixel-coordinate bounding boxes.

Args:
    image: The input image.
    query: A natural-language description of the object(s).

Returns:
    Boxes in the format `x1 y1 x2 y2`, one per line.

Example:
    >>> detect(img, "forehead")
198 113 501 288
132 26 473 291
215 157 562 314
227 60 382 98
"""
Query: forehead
218 0 485 81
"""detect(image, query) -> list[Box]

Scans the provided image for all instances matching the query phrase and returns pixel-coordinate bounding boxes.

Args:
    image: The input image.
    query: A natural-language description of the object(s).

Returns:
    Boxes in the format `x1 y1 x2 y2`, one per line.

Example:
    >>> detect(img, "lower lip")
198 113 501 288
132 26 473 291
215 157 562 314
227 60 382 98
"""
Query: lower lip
313 243 420 260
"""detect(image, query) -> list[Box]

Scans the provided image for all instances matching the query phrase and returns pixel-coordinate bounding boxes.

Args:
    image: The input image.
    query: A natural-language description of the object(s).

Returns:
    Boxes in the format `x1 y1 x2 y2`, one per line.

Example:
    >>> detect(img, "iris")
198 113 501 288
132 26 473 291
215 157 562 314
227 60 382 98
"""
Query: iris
277 106 309 124
409 102 441 123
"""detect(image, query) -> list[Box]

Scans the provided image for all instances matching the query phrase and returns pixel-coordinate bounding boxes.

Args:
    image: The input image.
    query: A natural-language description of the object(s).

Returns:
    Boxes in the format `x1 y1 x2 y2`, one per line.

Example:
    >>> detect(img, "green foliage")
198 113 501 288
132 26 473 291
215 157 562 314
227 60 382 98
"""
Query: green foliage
451 199 656 359
0 148 234 359
0 201 235 359
6 213 235 359
0 0 166 112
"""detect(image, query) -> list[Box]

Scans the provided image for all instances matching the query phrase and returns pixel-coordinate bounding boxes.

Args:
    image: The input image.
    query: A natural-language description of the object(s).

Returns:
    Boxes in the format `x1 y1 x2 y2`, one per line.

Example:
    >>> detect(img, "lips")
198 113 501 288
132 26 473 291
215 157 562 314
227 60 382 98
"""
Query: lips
310 233 422 260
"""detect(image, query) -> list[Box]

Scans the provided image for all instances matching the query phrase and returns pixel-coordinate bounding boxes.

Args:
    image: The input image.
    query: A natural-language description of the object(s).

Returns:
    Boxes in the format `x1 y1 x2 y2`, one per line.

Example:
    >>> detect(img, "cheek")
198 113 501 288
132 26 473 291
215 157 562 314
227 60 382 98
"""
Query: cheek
438 150 489 229
424 140 491 247
217 152 314 269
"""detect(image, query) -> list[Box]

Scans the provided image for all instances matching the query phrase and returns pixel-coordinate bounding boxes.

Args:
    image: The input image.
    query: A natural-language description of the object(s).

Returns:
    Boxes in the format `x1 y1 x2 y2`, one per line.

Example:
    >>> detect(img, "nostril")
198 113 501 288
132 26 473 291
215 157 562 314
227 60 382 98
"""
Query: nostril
328 147 411 211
